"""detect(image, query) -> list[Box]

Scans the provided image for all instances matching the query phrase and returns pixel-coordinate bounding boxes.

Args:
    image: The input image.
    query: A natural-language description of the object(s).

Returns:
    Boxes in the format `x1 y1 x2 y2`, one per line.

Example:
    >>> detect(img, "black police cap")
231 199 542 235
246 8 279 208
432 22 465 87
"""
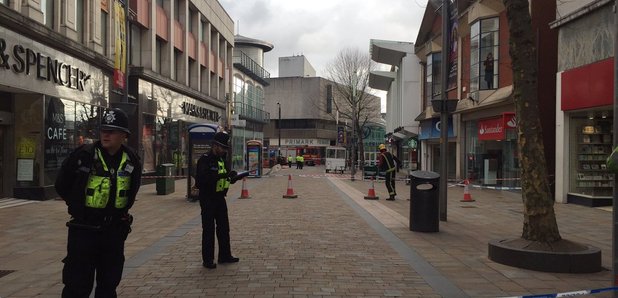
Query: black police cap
213 131 230 149
100 108 131 135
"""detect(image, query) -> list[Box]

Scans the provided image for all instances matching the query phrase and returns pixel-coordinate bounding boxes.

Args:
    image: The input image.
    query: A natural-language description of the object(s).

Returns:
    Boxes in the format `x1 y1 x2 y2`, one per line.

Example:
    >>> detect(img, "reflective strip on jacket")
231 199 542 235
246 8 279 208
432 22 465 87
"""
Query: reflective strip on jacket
215 159 230 192
380 152 396 173
84 148 131 209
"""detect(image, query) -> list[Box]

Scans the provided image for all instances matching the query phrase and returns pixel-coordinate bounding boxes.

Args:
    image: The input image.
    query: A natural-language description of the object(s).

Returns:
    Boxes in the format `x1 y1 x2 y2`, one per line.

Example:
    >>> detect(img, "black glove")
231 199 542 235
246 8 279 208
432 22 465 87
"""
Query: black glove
228 171 238 184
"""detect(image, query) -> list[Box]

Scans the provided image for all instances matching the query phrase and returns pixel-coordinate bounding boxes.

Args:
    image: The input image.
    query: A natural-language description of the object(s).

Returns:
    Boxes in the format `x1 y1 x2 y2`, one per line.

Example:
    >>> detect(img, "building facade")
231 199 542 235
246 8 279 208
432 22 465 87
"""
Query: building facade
413 0 557 188
264 72 382 167
231 34 272 171
553 0 614 206
369 39 422 171
0 0 234 200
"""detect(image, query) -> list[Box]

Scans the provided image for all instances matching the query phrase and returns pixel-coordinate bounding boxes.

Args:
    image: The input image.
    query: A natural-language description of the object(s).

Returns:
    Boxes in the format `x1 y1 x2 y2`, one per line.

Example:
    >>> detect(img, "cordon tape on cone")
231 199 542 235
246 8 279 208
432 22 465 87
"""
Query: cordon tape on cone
283 174 298 198
460 179 475 202
237 177 251 199
364 177 379 200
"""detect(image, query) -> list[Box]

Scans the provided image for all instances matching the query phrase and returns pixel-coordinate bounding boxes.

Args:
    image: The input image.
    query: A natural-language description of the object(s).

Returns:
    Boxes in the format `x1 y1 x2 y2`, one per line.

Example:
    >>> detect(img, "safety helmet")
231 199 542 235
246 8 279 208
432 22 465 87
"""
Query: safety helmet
378 144 386 151
213 131 230 149
100 108 130 135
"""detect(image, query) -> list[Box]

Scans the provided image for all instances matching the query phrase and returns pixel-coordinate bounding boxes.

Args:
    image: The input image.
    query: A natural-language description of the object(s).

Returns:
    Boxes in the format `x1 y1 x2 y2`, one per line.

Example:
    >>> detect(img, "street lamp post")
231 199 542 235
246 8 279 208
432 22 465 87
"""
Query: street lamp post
277 102 281 157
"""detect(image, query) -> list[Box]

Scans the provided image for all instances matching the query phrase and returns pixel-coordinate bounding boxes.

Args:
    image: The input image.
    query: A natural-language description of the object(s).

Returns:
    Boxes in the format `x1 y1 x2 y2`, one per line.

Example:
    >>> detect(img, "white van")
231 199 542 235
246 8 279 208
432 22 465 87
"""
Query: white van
325 146 347 173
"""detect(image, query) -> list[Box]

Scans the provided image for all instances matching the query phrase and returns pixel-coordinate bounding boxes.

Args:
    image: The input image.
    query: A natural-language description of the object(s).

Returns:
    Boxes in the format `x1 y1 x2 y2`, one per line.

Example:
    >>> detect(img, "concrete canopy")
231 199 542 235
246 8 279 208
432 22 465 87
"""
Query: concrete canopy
368 71 396 91
369 39 414 66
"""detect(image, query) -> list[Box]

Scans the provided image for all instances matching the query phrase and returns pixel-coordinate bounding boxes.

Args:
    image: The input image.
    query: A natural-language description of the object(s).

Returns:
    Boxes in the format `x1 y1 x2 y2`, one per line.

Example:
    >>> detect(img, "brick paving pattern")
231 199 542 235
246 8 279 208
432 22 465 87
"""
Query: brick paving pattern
0 165 614 297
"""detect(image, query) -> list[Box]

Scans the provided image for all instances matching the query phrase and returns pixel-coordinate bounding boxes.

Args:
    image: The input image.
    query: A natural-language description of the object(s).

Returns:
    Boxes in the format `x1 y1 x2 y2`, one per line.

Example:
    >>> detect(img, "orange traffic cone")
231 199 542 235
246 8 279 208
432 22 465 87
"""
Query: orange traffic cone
364 177 379 200
237 177 251 199
283 174 298 198
461 179 475 202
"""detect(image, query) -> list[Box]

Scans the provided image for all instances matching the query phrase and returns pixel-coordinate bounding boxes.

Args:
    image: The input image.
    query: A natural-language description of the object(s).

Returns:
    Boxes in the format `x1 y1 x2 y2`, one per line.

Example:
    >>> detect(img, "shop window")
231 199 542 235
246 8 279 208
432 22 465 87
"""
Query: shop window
470 17 499 92
569 113 614 197
464 120 519 187
43 97 75 185
156 116 170 165
74 103 102 146
142 114 156 172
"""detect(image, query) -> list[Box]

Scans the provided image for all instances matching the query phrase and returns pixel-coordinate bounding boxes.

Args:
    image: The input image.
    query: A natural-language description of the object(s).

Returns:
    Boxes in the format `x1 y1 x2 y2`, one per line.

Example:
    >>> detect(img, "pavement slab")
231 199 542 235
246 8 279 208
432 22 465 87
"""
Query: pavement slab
0 166 615 297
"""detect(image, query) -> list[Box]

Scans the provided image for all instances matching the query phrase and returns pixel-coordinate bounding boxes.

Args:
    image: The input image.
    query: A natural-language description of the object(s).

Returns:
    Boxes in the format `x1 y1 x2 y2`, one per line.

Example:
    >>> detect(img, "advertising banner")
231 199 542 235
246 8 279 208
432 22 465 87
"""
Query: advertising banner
113 0 127 90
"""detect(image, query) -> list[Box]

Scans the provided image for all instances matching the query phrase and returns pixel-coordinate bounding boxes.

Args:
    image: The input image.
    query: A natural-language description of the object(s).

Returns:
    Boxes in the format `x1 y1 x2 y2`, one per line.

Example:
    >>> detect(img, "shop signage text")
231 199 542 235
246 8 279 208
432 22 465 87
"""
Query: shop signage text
478 113 516 141
0 38 91 91
282 139 330 147
181 102 220 122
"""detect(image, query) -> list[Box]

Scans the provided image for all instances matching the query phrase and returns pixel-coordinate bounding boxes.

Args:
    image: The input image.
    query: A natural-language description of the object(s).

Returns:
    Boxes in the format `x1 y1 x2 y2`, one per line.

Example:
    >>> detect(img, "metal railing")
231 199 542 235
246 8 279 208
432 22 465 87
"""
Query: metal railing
232 101 270 124
233 52 270 84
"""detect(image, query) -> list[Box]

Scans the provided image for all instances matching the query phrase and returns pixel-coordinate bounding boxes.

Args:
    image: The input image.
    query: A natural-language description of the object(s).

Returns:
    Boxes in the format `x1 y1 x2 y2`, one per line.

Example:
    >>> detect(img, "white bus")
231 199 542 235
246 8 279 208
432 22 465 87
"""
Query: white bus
325 146 347 173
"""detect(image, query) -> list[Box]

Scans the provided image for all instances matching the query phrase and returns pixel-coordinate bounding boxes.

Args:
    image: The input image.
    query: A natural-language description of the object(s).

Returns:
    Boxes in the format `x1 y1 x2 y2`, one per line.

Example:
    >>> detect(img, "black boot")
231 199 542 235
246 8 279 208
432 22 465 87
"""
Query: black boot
203 261 216 269
218 256 240 263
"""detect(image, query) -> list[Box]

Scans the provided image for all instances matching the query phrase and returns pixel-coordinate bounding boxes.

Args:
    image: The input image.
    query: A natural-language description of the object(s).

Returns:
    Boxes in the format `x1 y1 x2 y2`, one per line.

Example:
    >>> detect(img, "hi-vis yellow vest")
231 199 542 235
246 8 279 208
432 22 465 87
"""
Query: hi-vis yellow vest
215 159 230 192
85 148 131 209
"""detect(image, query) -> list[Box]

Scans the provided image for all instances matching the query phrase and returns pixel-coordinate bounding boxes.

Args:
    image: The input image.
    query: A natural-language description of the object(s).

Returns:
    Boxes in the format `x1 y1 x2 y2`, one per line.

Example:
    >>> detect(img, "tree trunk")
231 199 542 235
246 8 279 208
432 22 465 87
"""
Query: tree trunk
503 0 561 242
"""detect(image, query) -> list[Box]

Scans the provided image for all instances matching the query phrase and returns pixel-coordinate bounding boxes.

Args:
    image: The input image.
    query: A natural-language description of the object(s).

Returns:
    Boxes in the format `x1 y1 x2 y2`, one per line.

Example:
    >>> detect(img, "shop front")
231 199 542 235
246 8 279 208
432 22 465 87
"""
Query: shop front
557 58 614 206
135 78 224 177
463 112 519 189
0 26 109 200
419 117 456 179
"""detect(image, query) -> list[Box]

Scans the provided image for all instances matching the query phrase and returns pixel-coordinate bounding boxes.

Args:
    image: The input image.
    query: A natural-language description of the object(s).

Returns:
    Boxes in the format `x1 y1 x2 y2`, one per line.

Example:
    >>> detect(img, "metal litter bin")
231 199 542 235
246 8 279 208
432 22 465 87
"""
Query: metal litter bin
409 170 440 232
156 163 175 195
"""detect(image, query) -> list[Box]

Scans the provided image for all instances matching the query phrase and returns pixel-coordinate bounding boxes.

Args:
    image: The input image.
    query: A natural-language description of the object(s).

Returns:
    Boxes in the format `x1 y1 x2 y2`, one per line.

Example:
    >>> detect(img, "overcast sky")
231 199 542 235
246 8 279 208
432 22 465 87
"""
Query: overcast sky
219 0 427 78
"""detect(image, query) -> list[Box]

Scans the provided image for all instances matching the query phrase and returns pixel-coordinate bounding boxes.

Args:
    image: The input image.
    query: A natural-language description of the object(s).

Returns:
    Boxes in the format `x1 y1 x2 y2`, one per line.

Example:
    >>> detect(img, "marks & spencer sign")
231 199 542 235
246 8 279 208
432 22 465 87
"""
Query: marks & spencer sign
0 27 108 104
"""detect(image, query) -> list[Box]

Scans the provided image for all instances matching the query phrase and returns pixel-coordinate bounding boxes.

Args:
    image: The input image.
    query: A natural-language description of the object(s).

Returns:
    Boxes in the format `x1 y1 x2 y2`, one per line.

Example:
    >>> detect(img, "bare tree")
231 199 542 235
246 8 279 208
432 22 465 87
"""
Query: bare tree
325 48 382 170
504 0 561 242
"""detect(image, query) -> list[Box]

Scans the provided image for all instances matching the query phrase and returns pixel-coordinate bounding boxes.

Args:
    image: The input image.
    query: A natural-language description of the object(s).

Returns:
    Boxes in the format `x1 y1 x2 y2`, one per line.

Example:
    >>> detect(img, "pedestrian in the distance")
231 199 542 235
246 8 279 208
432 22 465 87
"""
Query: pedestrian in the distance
195 131 240 269
378 144 401 201
55 108 142 297
287 155 293 168
296 155 302 169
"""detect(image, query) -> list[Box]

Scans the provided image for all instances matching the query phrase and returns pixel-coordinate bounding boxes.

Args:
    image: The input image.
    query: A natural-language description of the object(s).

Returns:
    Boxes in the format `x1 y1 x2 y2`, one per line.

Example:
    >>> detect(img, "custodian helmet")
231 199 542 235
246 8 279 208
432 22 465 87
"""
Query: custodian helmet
213 131 230 149
100 108 130 135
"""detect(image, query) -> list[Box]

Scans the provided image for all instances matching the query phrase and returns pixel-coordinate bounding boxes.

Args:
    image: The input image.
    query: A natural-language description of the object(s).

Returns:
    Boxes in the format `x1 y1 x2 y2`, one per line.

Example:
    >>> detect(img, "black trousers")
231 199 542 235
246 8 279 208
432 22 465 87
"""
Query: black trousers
62 224 128 298
200 196 232 263
385 171 397 197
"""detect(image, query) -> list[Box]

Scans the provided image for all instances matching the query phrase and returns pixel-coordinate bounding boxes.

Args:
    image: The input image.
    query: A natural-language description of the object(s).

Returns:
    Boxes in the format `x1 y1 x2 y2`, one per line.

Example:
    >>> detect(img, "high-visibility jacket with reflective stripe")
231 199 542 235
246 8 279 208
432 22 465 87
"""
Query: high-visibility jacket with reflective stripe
380 151 396 173
215 160 230 192
85 148 132 209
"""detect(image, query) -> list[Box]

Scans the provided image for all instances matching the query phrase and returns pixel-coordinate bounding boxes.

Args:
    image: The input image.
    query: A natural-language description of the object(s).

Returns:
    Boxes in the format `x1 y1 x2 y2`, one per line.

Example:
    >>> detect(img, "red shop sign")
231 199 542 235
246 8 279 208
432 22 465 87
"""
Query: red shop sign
478 113 516 141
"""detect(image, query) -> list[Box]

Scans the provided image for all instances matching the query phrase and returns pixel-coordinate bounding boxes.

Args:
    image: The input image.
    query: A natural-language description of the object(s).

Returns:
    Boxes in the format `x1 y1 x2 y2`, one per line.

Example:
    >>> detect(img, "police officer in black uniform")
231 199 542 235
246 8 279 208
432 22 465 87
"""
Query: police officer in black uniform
195 131 240 269
55 108 142 297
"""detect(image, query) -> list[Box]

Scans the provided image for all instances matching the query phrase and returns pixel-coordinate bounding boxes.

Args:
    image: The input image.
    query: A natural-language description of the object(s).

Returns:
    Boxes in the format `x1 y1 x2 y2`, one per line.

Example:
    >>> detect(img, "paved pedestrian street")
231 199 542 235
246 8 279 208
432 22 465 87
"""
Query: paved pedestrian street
0 165 615 297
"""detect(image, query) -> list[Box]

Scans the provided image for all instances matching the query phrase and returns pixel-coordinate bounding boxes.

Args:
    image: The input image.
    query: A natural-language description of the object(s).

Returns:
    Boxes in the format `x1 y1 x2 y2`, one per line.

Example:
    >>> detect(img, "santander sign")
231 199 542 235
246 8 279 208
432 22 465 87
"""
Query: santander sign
478 113 516 141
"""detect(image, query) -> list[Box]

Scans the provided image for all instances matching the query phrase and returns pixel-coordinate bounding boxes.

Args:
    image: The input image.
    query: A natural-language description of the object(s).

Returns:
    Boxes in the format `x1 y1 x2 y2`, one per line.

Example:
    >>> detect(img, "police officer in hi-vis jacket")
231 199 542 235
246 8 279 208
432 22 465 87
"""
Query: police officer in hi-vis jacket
55 108 142 297
195 131 241 269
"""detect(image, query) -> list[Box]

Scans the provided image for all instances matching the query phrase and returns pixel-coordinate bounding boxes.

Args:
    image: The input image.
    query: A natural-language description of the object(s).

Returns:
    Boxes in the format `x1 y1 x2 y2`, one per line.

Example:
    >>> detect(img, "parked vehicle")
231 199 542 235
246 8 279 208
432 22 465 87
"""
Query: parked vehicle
325 146 347 173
